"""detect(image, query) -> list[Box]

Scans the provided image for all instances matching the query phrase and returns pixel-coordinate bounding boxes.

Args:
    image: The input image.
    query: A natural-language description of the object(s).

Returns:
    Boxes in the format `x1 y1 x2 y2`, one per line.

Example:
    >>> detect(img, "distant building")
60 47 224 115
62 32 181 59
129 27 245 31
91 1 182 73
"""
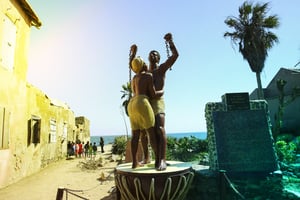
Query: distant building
0 0 90 188
75 116 90 143
250 68 300 134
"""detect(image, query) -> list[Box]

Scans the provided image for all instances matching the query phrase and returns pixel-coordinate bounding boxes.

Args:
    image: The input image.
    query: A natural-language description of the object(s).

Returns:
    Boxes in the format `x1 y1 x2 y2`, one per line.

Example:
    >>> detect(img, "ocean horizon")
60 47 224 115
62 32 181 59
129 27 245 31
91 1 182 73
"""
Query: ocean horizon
90 131 207 146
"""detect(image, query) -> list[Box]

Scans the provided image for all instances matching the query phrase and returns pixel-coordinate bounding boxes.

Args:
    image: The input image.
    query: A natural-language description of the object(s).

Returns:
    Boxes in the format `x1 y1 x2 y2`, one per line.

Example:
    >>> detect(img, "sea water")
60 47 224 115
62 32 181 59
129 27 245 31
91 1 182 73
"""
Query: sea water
90 132 207 146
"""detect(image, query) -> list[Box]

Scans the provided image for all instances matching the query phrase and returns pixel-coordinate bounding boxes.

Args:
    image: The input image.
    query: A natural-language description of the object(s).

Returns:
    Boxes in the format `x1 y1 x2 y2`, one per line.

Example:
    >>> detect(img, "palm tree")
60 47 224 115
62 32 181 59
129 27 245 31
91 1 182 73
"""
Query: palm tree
224 1 279 99
120 82 132 138
120 82 132 116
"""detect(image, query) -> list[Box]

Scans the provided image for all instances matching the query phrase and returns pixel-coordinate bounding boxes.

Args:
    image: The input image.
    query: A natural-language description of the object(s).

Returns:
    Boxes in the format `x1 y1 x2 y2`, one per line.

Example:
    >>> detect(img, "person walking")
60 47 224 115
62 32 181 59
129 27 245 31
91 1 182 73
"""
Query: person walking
84 141 89 159
100 137 105 153
92 142 97 160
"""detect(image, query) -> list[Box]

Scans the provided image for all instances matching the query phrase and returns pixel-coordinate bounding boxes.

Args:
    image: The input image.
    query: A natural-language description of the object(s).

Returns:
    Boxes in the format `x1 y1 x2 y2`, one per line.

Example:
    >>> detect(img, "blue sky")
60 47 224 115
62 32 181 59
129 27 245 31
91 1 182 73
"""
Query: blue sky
26 0 300 136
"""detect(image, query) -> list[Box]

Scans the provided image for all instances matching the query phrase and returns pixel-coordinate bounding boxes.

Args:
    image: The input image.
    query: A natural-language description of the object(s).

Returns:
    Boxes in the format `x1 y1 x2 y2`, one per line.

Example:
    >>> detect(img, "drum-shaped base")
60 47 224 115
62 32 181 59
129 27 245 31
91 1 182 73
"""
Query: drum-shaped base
115 161 194 200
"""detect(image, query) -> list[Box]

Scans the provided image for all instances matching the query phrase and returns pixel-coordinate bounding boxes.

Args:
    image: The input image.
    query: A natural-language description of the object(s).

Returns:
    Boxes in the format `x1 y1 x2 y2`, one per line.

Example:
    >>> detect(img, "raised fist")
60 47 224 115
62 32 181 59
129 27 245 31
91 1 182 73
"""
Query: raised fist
130 44 137 60
130 44 137 55
164 33 172 41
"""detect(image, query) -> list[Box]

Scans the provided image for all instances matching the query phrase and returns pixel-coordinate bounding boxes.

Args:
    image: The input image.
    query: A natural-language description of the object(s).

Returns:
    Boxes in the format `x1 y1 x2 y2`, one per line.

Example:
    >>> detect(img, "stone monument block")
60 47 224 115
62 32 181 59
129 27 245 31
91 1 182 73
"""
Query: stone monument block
212 110 278 174
205 94 278 175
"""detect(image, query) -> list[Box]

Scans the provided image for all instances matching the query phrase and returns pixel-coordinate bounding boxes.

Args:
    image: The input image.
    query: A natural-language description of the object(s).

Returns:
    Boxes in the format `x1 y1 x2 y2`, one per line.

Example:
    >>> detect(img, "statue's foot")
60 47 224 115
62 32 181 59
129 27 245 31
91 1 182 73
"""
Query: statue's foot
132 162 144 169
156 160 167 171
139 159 151 165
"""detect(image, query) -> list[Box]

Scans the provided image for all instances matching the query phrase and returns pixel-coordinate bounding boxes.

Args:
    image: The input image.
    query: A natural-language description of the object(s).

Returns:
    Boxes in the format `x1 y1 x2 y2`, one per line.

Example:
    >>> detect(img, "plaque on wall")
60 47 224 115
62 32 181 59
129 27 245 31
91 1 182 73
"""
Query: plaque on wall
222 92 250 111
212 109 277 174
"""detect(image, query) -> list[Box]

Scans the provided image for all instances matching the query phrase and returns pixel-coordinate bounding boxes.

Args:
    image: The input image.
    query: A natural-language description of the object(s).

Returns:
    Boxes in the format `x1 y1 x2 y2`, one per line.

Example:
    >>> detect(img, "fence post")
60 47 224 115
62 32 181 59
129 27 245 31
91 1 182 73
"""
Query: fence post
56 187 64 200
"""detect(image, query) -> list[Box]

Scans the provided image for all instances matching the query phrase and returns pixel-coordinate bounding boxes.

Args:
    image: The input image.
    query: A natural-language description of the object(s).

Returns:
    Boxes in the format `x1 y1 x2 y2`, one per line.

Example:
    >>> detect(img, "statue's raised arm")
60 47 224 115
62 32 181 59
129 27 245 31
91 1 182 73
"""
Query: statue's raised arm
129 44 138 81
163 33 178 71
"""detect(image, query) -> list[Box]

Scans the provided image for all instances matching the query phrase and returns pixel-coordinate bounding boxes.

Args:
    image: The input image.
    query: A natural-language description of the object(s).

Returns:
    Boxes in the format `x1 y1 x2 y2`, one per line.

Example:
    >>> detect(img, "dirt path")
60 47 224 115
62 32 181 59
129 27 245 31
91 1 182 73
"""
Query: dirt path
0 145 118 200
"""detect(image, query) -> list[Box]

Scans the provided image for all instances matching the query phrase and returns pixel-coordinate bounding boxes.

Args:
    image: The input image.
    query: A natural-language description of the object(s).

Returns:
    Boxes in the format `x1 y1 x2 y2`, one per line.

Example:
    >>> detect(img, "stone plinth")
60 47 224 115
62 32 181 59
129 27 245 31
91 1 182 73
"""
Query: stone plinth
115 161 194 200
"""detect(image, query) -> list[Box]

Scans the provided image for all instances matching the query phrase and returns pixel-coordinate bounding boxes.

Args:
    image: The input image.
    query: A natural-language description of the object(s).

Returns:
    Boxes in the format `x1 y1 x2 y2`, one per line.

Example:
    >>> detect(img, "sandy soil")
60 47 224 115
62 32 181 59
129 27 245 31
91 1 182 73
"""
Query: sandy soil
0 145 119 200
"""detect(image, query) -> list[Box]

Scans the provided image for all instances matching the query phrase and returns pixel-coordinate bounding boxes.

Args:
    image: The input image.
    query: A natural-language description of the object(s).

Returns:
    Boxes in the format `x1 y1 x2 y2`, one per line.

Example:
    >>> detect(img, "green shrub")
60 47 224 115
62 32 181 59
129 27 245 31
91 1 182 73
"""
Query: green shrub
295 136 300 154
276 133 294 142
275 140 297 163
166 136 208 162
111 136 127 157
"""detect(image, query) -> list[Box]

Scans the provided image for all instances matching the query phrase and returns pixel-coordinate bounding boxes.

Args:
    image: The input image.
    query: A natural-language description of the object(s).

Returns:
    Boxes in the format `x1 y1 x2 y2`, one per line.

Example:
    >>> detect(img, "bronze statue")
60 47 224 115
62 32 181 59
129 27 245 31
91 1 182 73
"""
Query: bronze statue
127 55 163 169
141 33 179 170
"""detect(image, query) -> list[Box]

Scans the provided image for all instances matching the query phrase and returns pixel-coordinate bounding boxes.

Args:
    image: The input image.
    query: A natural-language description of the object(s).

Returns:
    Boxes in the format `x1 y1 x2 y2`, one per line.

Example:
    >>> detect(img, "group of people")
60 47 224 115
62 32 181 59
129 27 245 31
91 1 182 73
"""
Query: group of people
67 140 99 160
128 33 178 171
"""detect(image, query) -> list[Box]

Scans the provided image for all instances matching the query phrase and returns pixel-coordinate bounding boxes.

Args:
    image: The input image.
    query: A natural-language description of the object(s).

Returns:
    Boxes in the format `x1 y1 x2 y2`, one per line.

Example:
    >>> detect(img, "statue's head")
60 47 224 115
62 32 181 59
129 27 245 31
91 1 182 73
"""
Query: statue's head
148 50 160 65
131 56 146 73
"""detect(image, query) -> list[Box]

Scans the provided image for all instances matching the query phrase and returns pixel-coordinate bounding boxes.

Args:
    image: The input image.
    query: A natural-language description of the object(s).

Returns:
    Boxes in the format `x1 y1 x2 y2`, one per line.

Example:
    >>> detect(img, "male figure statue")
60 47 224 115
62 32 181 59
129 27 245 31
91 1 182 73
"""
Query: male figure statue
140 33 179 171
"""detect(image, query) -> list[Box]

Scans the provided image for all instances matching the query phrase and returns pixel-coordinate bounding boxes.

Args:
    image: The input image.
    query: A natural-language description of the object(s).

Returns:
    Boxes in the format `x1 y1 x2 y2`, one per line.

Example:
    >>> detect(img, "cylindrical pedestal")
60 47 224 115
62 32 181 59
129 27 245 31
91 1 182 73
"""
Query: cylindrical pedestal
115 161 194 200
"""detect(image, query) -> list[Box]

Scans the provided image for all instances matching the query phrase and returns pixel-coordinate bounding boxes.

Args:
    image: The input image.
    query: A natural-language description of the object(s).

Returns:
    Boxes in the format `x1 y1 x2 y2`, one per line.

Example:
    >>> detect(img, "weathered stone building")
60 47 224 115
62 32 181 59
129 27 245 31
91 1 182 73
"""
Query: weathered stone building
0 0 90 188
250 68 300 133
75 116 90 143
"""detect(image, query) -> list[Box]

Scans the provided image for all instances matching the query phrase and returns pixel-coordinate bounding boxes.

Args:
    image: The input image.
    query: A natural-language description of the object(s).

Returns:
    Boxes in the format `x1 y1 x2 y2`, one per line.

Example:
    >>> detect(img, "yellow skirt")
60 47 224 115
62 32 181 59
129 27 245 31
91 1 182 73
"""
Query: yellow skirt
128 95 155 130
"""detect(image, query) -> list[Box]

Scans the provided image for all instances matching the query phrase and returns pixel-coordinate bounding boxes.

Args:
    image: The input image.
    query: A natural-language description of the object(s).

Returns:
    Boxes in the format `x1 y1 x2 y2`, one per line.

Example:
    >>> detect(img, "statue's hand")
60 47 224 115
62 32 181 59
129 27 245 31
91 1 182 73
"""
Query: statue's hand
164 33 172 42
130 44 137 56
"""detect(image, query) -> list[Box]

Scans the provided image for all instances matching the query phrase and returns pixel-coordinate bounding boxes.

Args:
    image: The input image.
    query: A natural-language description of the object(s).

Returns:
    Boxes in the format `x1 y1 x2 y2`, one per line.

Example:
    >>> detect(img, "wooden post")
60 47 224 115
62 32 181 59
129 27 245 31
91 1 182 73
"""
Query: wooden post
56 187 64 200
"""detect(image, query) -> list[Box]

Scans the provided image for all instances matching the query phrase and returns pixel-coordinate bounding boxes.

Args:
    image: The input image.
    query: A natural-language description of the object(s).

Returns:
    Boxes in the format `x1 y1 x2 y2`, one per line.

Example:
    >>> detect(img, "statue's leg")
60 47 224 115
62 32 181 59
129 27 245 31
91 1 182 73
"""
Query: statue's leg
157 114 167 171
148 127 159 168
140 130 151 164
131 130 141 169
